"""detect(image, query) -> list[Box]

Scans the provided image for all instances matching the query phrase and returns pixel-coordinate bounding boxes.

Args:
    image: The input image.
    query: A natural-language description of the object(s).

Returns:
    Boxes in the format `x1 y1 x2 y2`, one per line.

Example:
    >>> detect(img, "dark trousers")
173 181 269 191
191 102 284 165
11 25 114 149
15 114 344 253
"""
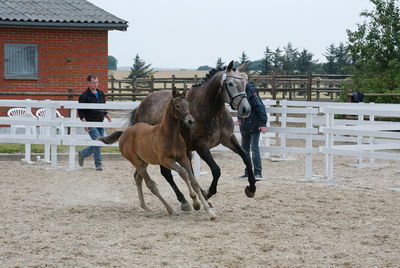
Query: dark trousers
81 127 104 167
241 131 262 176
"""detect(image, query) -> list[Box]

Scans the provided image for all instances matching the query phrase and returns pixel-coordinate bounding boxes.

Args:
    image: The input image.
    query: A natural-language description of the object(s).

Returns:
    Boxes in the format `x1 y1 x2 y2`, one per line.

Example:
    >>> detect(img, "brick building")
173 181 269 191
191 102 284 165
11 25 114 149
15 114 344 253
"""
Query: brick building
0 0 128 107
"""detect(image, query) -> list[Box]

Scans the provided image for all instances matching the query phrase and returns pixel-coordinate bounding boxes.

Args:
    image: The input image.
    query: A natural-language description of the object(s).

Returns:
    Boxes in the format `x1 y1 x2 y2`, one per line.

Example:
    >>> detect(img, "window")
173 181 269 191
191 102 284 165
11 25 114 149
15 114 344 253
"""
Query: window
4 44 38 79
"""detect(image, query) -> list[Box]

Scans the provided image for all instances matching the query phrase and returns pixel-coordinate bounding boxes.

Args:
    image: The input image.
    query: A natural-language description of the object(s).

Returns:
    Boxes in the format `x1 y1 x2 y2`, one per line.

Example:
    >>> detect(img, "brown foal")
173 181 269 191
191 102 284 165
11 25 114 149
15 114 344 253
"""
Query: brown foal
98 89 217 220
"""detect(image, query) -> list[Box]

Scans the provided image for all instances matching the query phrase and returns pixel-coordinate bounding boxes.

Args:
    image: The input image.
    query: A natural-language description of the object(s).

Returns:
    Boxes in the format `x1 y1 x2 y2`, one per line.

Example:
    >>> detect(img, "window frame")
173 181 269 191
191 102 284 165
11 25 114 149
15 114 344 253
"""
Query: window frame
4 43 39 80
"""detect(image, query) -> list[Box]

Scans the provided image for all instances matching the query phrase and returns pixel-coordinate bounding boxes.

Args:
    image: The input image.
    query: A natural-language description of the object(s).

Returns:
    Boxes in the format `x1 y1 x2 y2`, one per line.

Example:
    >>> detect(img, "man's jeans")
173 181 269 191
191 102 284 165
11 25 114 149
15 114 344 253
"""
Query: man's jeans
81 127 104 167
241 131 262 175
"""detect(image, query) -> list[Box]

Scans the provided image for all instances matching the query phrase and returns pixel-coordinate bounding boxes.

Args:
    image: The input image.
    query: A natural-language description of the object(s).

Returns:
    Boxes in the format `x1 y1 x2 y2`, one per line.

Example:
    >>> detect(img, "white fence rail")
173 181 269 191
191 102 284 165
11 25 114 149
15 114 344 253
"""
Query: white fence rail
0 99 139 169
1 99 399 179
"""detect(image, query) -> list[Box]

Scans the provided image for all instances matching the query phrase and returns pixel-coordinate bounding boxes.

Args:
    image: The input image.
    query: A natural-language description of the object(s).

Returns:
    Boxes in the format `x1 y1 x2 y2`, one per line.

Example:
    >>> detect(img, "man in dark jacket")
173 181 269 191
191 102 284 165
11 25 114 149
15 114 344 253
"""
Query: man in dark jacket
238 82 268 179
77 74 112 171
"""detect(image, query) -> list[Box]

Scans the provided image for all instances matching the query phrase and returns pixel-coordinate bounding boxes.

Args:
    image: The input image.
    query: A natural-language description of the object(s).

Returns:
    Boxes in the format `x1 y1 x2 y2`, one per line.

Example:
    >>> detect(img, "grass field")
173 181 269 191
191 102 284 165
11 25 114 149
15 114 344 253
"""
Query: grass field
0 143 120 154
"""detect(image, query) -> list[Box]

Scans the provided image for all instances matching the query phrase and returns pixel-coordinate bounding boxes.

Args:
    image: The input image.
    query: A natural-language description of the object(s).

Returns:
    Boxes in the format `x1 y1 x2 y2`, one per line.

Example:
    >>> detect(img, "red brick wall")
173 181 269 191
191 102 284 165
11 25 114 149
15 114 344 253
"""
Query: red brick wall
0 28 109 102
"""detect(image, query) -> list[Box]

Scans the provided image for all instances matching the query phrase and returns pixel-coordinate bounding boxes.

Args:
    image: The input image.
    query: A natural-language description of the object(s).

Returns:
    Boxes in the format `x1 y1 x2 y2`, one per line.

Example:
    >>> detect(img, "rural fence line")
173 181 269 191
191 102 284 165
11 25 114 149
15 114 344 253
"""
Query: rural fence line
2 73 400 102
107 73 352 101
1 99 400 180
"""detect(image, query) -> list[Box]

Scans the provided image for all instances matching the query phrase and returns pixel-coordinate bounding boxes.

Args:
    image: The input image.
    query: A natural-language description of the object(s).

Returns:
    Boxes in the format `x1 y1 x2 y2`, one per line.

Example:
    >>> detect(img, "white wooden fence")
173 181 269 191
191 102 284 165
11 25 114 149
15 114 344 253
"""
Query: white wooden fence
1 99 399 179
0 99 139 169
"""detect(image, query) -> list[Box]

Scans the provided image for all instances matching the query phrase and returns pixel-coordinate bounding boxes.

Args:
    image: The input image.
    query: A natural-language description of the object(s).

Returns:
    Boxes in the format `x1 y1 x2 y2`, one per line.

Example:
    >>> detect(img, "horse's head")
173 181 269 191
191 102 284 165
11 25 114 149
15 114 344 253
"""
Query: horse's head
220 60 251 118
172 88 195 129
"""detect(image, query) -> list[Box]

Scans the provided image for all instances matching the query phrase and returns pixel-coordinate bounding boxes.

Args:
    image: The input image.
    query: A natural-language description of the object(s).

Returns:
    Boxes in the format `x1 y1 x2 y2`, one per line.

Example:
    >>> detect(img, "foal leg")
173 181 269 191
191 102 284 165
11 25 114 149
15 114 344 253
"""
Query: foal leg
221 134 256 198
163 159 200 211
160 166 192 211
133 171 151 211
136 166 177 216
179 158 217 221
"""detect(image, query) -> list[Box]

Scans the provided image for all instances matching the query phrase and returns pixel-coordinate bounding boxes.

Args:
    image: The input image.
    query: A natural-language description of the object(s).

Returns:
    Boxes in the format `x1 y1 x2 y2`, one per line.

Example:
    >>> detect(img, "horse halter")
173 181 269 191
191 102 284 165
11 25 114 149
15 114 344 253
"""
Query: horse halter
221 73 247 110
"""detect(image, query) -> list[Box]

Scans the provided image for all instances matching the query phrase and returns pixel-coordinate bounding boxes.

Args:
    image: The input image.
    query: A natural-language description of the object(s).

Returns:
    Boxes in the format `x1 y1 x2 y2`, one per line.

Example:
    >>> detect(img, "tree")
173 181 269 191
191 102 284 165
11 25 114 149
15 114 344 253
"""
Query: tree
323 43 352 74
260 46 274 75
216 57 225 69
272 47 283 73
108 55 117 70
238 51 250 72
346 0 400 102
281 42 299 74
239 51 249 65
127 54 154 79
323 44 337 74
296 49 317 74
334 43 352 74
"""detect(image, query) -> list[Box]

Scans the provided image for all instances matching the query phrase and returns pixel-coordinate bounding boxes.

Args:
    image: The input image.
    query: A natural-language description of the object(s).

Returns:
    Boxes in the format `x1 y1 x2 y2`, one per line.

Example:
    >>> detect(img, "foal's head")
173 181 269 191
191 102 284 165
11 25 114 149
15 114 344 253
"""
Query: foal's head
171 88 195 129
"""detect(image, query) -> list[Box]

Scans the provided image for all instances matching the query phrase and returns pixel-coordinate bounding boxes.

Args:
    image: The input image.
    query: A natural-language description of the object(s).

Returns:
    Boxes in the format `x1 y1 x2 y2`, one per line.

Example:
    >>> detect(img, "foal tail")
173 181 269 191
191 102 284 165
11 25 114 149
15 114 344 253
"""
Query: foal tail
97 131 123 144
98 107 137 145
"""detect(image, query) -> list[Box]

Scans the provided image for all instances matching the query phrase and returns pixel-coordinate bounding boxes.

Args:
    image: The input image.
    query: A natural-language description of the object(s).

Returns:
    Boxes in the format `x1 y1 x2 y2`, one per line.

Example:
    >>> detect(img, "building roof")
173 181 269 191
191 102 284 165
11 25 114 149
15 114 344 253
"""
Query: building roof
0 0 128 31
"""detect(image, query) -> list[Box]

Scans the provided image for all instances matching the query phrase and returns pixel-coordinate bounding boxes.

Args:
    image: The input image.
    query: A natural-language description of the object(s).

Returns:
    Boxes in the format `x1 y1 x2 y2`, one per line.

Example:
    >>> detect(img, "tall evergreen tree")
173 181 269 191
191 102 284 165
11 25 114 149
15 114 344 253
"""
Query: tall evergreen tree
127 54 154 79
272 47 283 73
281 42 298 74
296 49 316 74
335 43 352 74
239 51 249 65
323 44 337 74
260 46 274 75
323 43 352 74
238 51 250 72
216 57 225 69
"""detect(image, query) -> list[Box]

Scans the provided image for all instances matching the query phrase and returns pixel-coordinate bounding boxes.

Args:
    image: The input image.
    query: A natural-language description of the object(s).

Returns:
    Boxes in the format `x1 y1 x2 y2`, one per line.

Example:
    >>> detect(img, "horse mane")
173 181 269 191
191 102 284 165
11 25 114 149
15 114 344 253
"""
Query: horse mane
193 67 226 88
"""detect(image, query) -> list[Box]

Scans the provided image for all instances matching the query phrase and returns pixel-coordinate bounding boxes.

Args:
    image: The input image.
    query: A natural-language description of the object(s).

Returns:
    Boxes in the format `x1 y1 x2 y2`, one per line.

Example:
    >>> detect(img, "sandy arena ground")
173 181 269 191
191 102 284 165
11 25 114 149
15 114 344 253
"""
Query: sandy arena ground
1 150 399 267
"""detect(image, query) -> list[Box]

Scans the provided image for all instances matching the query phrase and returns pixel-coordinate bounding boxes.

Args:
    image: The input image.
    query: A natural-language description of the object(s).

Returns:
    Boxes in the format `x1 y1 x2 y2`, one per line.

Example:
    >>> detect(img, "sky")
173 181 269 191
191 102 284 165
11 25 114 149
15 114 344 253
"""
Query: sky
89 0 374 69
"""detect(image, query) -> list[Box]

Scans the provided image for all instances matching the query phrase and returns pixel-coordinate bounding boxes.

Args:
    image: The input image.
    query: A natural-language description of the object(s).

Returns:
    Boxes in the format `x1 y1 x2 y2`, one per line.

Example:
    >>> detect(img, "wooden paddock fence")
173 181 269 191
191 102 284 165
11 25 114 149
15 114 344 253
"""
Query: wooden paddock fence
107 73 352 102
2 73 400 103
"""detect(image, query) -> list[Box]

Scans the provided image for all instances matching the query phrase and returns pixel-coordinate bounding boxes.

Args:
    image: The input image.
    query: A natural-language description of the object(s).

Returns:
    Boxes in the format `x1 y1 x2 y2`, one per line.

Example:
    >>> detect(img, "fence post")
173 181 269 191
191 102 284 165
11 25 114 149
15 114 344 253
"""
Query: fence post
279 99 288 159
172 75 176 89
68 108 78 170
304 107 314 180
150 75 154 92
307 71 312 101
131 75 137 101
23 99 34 163
271 72 276 100
110 75 115 101
43 99 51 163
324 112 334 179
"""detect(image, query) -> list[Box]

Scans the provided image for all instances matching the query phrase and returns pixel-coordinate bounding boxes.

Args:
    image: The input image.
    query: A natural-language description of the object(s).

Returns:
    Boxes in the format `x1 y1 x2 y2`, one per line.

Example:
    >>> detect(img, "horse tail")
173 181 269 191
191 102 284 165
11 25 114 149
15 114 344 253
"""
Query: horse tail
128 108 137 126
97 131 123 144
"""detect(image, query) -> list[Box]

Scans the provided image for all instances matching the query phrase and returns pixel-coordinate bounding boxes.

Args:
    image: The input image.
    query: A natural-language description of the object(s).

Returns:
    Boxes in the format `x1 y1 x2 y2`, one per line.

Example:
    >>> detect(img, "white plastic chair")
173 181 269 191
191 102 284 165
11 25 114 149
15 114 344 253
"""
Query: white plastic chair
35 108 65 135
7 107 37 134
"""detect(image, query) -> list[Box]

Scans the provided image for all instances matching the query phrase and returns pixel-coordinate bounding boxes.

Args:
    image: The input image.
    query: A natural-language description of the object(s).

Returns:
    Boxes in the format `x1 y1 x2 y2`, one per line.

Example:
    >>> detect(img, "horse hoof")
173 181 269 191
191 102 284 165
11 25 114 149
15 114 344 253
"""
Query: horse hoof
169 210 178 216
193 204 201 211
181 202 193 212
245 186 255 198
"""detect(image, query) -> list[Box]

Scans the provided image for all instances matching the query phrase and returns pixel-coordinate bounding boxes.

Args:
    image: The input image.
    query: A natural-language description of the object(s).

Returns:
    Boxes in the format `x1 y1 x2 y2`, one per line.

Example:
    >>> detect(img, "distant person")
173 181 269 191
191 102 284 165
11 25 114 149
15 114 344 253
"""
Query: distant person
351 91 364 103
77 74 112 171
238 81 268 180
